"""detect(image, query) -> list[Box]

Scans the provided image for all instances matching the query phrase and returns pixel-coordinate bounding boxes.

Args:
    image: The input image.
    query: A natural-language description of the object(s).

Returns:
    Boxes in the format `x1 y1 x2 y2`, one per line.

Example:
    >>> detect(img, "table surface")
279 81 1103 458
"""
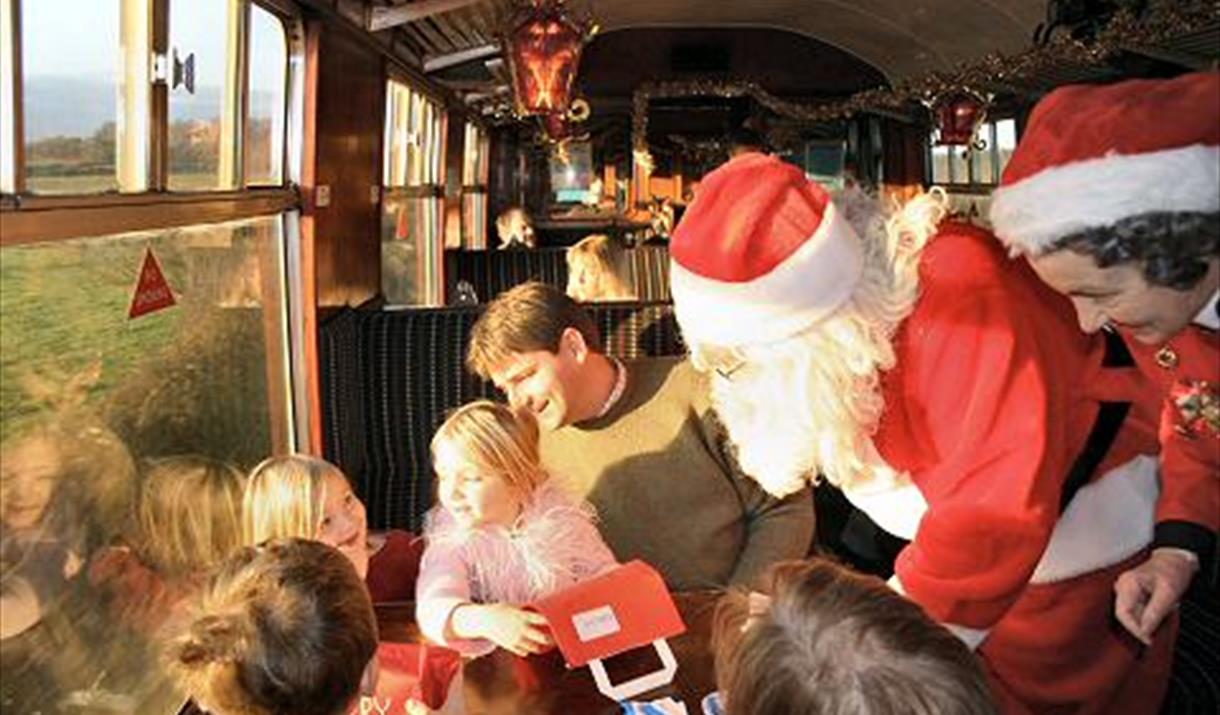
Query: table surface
375 591 722 715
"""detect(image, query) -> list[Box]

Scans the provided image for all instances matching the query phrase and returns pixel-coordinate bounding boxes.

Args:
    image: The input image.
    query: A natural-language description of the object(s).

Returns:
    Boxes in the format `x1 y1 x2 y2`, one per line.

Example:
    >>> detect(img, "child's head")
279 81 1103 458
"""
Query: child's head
713 558 996 715
0 421 66 534
243 455 369 578
566 234 634 303
136 456 244 579
496 207 536 249
430 401 544 528
167 538 378 715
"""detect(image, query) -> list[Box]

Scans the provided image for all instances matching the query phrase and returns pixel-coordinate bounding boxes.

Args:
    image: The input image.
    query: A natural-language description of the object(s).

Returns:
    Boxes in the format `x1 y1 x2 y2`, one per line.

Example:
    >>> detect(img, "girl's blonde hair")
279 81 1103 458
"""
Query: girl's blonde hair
242 455 348 546
431 400 545 495
166 538 377 715
137 456 244 578
566 234 635 302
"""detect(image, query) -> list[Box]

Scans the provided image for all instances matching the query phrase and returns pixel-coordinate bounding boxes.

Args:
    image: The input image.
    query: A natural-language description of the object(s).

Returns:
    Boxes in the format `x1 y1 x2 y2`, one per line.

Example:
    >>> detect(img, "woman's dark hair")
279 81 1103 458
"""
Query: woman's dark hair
1050 211 1219 290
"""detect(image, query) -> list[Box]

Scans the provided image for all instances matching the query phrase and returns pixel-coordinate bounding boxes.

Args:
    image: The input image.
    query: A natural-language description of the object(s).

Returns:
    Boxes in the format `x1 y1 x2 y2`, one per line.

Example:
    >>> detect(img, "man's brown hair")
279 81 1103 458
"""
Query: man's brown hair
466 282 602 379
713 558 997 715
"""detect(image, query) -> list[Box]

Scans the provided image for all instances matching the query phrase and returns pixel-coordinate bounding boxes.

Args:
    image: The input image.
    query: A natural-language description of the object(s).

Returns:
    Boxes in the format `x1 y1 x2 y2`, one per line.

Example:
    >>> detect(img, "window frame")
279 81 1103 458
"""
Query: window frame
381 72 448 306
926 117 1016 191
0 0 298 234
0 0 306 452
460 119 490 249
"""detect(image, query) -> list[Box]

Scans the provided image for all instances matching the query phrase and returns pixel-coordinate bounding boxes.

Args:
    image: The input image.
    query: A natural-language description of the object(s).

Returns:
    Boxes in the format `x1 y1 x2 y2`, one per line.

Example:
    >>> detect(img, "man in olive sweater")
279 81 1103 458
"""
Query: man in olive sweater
466 282 814 590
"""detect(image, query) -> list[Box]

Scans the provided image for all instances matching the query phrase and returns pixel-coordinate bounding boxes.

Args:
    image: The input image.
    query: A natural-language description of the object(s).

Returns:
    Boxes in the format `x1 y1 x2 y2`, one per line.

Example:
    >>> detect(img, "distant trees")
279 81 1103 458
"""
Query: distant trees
25 117 274 183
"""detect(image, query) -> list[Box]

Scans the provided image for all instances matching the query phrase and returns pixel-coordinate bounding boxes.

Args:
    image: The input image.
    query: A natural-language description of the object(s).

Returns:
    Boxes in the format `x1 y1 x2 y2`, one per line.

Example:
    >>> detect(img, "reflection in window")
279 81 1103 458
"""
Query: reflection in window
21 0 149 194
0 215 290 713
245 4 287 186
168 0 241 191
382 195 443 305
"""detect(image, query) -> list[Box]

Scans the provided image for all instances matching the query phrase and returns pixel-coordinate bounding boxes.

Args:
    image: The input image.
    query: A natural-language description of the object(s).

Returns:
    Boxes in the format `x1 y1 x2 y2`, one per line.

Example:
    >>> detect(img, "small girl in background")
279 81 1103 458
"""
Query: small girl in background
166 538 378 715
566 234 636 303
89 456 244 634
243 455 419 602
418 400 617 657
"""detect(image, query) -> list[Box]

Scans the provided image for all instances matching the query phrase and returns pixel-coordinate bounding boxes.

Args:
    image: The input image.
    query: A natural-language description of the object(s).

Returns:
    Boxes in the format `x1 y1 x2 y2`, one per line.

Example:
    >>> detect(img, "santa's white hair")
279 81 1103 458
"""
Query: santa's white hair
689 187 947 497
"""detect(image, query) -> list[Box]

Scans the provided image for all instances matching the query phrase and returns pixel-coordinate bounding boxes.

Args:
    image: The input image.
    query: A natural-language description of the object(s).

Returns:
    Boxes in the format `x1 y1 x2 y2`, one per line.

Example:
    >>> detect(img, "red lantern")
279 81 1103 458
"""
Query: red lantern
503 1 590 116
541 111 573 142
934 92 986 146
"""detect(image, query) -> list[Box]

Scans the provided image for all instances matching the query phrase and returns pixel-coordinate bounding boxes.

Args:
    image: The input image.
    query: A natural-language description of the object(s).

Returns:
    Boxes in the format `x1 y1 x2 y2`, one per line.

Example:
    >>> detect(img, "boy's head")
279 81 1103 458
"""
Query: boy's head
713 559 996 715
167 538 378 715
431 400 544 528
467 282 605 430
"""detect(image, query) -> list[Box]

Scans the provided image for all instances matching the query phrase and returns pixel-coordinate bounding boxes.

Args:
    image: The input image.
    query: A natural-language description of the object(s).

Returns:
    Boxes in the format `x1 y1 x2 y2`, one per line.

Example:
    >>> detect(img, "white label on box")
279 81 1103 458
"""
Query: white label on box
572 605 621 642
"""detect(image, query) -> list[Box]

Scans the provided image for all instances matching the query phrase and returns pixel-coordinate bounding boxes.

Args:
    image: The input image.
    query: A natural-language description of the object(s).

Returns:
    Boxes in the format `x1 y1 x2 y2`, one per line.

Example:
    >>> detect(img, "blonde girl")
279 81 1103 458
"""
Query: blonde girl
88 456 244 634
243 454 416 602
417 400 616 657
566 234 636 302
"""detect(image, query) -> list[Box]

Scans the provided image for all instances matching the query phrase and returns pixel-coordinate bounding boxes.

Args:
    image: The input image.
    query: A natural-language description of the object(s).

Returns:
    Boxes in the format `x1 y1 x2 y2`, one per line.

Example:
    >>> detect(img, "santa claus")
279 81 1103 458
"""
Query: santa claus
669 147 1216 713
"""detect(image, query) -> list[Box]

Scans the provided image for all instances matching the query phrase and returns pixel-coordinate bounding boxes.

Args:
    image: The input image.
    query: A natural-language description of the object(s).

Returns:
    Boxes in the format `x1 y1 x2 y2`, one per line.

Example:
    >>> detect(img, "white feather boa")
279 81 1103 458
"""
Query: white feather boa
422 481 616 605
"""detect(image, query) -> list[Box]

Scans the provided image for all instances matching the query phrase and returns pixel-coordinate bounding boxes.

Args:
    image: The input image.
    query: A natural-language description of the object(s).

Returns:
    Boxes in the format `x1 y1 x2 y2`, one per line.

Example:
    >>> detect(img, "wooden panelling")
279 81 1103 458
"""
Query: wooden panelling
313 27 384 308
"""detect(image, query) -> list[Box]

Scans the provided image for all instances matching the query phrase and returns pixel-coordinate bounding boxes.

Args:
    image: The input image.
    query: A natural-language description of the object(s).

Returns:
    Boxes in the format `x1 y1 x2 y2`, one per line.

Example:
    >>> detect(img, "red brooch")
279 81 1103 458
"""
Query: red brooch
1170 380 1220 438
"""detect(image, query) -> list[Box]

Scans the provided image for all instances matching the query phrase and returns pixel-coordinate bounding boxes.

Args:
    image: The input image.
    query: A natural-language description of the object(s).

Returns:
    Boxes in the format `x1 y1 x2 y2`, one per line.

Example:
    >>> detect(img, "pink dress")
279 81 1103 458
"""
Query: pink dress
415 480 618 655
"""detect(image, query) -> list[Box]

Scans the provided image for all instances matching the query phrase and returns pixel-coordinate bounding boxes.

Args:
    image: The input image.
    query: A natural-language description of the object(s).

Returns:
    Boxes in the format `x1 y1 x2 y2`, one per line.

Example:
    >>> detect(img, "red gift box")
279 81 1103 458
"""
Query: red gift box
530 561 686 701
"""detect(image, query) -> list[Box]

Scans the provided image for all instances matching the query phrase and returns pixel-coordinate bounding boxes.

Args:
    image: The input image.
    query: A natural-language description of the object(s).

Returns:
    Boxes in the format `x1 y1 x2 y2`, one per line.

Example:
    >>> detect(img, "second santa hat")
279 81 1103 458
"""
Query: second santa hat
669 152 864 347
990 71 1220 255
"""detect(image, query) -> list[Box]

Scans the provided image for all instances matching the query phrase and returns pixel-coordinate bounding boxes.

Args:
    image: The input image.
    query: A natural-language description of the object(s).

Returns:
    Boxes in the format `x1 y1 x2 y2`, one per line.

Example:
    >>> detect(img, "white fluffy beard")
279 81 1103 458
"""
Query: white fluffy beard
709 356 823 499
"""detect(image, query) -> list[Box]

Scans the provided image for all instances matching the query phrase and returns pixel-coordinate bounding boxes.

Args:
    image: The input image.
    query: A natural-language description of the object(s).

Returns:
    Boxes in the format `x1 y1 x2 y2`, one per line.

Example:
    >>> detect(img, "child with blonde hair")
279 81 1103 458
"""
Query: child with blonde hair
166 538 378 715
243 454 418 602
418 400 616 656
566 234 636 302
89 456 244 634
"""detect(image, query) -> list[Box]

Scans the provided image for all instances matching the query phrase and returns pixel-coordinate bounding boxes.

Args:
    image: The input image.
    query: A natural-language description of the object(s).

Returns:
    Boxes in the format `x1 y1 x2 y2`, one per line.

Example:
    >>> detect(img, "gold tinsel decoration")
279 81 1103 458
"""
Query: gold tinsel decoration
630 0 1218 150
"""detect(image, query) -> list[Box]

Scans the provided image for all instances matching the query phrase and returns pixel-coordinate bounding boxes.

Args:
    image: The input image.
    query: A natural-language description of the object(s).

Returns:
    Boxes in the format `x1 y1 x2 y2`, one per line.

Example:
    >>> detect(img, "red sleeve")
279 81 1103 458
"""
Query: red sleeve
882 233 1084 630
1136 329 1220 560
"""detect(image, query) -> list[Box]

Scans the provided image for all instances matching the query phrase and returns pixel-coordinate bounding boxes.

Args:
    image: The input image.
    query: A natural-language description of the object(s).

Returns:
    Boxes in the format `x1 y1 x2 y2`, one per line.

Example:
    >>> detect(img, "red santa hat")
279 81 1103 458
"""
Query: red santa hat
990 71 1220 255
669 152 864 347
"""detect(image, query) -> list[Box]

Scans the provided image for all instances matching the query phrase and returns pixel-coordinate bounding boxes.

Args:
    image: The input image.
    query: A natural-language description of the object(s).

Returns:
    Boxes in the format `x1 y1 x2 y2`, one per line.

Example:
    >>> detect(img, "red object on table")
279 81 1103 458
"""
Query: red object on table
530 560 685 668
352 642 461 712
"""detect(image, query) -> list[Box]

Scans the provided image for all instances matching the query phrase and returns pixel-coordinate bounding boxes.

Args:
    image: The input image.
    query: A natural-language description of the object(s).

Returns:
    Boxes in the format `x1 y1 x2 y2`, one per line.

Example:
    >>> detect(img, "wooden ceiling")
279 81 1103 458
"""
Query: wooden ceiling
348 0 1219 115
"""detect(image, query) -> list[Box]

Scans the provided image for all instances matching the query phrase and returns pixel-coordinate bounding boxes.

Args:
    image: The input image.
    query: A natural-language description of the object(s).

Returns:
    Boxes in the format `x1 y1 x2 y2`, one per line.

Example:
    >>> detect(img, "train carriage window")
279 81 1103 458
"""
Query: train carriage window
0 215 292 713
244 4 287 186
461 122 490 249
167 0 242 191
382 78 446 306
19 0 150 195
928 118 1017 187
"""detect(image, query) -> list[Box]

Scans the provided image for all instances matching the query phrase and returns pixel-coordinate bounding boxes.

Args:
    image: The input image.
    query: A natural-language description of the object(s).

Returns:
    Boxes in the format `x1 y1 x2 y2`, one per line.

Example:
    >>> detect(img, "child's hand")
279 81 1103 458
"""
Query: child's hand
464 604 553 656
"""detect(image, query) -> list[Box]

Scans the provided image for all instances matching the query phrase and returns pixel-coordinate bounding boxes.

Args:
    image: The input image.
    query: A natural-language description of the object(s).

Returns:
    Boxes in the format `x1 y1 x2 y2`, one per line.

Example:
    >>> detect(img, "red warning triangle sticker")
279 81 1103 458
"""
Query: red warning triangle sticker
128 248 177 319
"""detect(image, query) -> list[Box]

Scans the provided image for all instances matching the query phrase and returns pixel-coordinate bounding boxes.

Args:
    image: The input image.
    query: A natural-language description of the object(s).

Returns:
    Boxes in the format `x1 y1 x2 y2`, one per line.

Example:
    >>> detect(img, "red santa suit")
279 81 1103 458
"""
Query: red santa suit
867 221 1215 714
668 150 1217 715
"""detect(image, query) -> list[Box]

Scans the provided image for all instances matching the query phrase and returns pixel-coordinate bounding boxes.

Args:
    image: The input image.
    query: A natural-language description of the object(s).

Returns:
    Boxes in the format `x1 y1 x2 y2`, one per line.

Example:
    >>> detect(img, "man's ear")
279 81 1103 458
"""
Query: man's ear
561 327 590 364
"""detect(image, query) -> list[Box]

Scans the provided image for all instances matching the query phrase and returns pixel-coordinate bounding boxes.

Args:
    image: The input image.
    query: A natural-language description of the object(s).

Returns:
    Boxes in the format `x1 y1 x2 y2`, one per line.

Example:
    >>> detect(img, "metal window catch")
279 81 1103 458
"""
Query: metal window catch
172 49 195 94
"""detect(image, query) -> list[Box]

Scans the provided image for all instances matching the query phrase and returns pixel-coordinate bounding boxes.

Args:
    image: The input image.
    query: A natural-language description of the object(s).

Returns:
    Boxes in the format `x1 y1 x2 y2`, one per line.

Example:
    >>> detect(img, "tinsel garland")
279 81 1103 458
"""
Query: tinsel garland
629 0 1218 151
